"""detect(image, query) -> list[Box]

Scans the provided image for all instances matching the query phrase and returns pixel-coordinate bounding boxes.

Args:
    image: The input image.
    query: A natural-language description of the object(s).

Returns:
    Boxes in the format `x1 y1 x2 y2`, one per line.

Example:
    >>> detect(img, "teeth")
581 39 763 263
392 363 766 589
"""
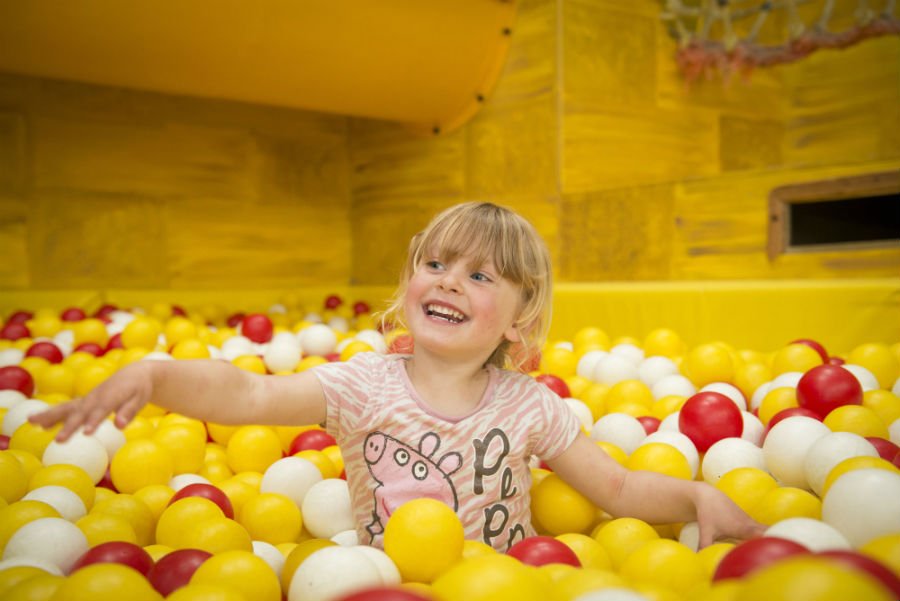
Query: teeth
426 304 465 323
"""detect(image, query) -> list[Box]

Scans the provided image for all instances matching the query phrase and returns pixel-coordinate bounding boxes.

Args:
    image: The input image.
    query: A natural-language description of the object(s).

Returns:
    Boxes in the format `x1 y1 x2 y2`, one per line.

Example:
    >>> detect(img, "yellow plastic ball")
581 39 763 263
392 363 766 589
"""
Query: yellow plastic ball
156 497 224 548
3 572 63 601
152 424 206 475
170 339 211 360
0 567 53 598
697 542 735 579
564 375 593 400
27 315 63 338
626 443 692 480
620 538 706 596
18 356 49 382
531 473 597 535
383 498 465 584
225 426 283 474
73 363 114 397
823 405 889 438
595 441 628 466
592 517 660 570
574 327 610 353
72 318 110 347
280 538 336 592
734 362 772 402
339 340 374 362
758 387 799 425
432 553 551 601
822 456 900 497
579 384 610 421
6 450 42 481
143 544 173 562
121 416 155 441
166 583 247 601
296 355 329 372
0 451 29 504
238 492 302 545
132 485 175 524
33 364 76 397
735 555 893 601
91 493 156 547
49 562 162 601
231 355 267 374
0 500 61 554
643 328 686 358
771 344 823 376
203 442 228 464
606 379 654 409
76 512 139 547
189 550 281 601
199 461 233 484
848 343 900 390
554 532 612 570
119 347 149 367
540 346 578 378
63 351 95 371
683 343 735 387
206 423 239 445
29 464 96 511
714 467 779 513
121 317 163 351
8 423 59 459
110 439 174 494
164 317 199 347
181 516 253 554
749 486 822 525
863 389 900 425
859 533 900 576
651 395 688 420
217 479 258 518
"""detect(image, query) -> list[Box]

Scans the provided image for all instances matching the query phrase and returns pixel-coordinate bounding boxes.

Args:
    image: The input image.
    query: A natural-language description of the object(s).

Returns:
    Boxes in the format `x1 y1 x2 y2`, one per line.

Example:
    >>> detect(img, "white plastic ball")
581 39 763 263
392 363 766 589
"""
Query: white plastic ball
299 324 338 357
0 389 27 409
330 529 360 546
678 521 700 552
651 375 696 400
328 317 349 333
303 312 323 324
260 457 323 508
355 330 387 354
52 330 75 354
169 474 211 491
553 341 575 351
0 348 25 368
207 345 223 359
658 411 681 433
593 355 639 386
565 398 594 431
301 479 355 539
42 431 109 484
764 518 851 552
271 331 301 348
610 344 644 366
841 364 880 392
288 545 382 601
637 356 679 388
590 413 647 455
803 431 878 497
891 418 900 445
354 545 401 585
892 377 900 395
640 431 700 478
771 371 804 390
92 420 127 457
701 438 766 484
263 342 301 373
577 350 608 380
220 335 256 361
572 590 651 601
252 540 285 578
822 468 900 547
740 411 765 446
141 351 174 361
750 382 772 411
2 399 50 436
1 517 89 573
22 485 87 522
269 303 288 315
762 416 830 489
700 383 747 411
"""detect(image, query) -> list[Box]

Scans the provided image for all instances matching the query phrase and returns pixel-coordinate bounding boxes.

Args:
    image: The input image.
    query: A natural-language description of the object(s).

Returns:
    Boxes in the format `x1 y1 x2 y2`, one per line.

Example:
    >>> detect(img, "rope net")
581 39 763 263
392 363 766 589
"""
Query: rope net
660 0 900 82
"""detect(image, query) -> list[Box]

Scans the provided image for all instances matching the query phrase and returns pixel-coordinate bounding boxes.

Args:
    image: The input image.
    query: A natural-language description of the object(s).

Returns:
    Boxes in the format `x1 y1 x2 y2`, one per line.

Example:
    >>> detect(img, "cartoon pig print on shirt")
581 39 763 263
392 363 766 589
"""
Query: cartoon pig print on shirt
363 431 462 541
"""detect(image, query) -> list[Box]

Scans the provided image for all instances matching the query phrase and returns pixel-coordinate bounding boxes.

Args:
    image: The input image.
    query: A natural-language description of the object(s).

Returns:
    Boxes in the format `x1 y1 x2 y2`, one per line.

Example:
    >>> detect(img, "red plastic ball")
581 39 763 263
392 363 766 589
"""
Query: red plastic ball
289 429 338 454
818 550 900 598
0 322 30 340
678 391 743 452
147 548 212 596
637 416 661 435
70 541 155 576
5 310 33 325
534 374 571 398
828 356 846 366
790 339 829 363
93 304 118 319
241 313 274 344
171 305 187 317
337 587 433 601
0 434 9 450
226 313 245 328
324 295 343 310
713 536 809 581
866 437 900 461
61 307 87 321
353 301 371 316
97 467 118 492
0 365 35 397
796 364 862 419
507 535 581 567
74 342 105 357
25 341 65 364
106 333 124 352
762 407 822 441
168 483 234 519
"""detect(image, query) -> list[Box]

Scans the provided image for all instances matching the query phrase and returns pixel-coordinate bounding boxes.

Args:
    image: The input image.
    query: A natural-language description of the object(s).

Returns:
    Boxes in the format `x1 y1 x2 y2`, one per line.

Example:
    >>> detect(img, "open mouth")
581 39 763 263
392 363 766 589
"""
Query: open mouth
425 303 467 324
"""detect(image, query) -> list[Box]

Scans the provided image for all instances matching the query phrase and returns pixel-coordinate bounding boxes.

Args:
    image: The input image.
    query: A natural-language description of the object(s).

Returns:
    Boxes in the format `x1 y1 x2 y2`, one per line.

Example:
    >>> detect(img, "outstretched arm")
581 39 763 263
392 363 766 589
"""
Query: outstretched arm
29 359 327 441
545 433 765 548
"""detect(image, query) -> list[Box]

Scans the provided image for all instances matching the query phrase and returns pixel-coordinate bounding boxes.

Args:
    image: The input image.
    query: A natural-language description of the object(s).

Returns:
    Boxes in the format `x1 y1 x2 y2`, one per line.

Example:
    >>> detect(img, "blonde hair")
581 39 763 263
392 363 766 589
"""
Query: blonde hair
381 202 552 370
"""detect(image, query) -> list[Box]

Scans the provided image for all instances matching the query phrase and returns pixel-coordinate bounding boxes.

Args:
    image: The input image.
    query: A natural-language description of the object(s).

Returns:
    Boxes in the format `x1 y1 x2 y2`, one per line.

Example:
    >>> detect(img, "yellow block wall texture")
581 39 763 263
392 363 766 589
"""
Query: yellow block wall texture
0 0 898 348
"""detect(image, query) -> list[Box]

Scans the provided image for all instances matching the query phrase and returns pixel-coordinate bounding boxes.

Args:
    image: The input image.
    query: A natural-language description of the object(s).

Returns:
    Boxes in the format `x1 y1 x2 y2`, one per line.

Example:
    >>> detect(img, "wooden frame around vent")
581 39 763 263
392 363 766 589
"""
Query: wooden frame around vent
767 171 900 261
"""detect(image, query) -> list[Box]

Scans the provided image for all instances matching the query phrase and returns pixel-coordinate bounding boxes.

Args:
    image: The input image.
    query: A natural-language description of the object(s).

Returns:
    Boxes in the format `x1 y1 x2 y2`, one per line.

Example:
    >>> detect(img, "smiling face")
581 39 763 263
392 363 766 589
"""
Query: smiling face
403 252 523 364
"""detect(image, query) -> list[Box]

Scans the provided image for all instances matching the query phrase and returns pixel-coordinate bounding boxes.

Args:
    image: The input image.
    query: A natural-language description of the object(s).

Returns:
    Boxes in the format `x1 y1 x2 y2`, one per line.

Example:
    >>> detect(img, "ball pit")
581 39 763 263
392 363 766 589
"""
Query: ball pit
0 299 899 600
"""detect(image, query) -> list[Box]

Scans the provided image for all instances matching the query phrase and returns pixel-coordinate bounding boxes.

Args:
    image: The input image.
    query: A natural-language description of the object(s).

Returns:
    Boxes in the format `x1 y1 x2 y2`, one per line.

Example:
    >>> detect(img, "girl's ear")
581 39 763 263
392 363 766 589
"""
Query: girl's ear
503 324 521 344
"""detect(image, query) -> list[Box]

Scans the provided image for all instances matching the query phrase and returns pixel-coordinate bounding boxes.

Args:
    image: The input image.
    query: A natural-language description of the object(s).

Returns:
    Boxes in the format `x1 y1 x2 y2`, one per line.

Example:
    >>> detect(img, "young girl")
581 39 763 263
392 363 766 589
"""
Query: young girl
30 202 764 552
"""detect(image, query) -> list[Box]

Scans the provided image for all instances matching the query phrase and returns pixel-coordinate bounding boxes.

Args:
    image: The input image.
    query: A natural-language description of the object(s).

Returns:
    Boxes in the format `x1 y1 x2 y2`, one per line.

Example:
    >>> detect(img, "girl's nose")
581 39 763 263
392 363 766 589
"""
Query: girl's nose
437 269 462 293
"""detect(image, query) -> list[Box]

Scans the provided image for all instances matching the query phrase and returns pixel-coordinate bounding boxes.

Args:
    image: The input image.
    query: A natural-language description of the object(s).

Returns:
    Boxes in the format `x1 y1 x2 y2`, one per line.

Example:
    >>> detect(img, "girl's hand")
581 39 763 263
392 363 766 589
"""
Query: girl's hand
28 362 153 442
694 483 766 548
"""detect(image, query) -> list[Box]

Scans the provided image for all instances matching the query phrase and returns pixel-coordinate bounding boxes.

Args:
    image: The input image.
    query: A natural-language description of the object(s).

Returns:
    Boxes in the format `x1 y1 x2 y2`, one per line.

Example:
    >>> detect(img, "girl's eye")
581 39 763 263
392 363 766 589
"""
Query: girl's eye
470 272 491 282
425 260 444 270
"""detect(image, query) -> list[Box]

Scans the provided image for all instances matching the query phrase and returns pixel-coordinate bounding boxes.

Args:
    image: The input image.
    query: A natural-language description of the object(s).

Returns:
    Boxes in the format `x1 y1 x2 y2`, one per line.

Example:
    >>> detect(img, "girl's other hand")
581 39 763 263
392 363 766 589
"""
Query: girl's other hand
695 484 767 548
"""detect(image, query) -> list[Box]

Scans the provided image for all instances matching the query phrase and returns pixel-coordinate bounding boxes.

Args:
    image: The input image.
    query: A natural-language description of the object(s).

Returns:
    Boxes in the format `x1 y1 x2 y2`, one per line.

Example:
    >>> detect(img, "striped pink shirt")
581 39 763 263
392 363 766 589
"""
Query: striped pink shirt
313 352 581 551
